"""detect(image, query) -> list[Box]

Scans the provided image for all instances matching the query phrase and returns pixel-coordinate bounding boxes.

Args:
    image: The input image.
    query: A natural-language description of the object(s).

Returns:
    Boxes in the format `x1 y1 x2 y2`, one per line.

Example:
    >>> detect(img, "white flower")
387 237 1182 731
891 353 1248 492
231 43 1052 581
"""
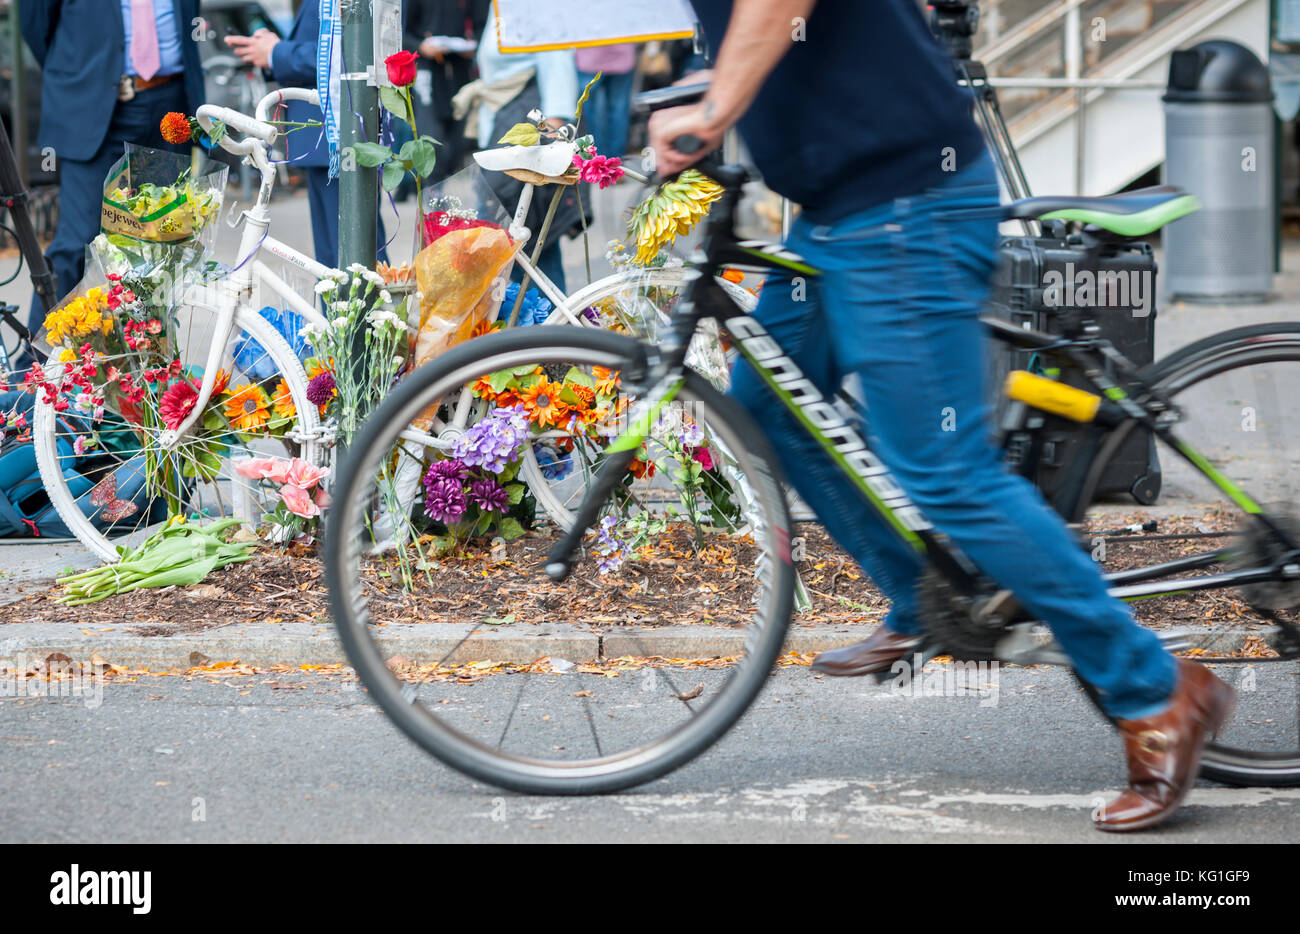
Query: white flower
332 316 348 329
361 269 385 287
379 289 392 304
346 262 367 274
331 300 350 312
314 279 337 294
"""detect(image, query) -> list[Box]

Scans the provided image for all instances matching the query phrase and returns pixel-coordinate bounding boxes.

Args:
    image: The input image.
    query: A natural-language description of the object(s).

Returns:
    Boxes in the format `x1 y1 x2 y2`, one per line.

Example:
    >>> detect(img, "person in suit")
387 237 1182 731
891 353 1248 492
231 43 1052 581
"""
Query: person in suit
226 1 393 270
19 0 205 353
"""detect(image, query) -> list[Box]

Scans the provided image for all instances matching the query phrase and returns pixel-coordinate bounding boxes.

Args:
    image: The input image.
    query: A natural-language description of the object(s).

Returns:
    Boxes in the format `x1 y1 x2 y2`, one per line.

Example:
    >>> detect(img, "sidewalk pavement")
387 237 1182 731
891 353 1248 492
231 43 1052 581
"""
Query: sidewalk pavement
1 181 1296 668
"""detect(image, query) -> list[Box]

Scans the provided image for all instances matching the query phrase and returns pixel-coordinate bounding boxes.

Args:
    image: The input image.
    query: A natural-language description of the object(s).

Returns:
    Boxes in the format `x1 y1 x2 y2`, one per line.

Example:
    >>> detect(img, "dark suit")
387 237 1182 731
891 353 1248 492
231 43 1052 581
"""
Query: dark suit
271 1 392 269
21 0 204 339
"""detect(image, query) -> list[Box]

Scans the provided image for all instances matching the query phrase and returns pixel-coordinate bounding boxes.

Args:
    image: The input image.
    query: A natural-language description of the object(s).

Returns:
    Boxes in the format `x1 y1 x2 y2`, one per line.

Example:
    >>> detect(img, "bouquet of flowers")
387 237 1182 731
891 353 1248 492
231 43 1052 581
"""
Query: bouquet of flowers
100 144 226 248
411 166 520 370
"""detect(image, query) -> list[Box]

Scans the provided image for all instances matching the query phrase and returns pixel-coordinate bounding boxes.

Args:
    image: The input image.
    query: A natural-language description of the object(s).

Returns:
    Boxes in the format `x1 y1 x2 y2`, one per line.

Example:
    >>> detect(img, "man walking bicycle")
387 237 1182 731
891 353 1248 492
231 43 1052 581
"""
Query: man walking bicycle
648 0 1233 832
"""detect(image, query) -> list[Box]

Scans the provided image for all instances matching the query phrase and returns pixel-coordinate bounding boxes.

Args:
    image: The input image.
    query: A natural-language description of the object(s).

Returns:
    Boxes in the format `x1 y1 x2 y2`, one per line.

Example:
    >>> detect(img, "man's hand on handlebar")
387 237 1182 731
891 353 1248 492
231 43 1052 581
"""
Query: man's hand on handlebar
648 71 726 177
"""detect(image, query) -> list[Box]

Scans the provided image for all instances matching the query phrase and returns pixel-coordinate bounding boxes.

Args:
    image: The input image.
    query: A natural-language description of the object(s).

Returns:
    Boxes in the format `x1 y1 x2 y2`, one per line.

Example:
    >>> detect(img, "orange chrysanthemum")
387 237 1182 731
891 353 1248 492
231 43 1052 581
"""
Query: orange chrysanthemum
720 268 745 283
270 378 296 420
160 112 192 145
224 382 272 433
520 378 568 429
566 383 595 412
211 368 230 398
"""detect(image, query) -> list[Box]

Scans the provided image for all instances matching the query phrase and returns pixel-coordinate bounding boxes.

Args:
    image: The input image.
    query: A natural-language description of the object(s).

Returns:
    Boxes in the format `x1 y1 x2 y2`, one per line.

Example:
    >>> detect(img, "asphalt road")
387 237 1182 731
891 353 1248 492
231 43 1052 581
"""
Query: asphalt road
3 662 1297 843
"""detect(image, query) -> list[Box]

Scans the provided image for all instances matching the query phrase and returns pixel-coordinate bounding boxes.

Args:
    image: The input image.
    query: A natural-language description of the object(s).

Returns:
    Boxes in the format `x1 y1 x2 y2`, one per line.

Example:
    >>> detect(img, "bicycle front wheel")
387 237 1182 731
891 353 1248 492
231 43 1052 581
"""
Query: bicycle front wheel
325 326 795 794
1076 323 1300 786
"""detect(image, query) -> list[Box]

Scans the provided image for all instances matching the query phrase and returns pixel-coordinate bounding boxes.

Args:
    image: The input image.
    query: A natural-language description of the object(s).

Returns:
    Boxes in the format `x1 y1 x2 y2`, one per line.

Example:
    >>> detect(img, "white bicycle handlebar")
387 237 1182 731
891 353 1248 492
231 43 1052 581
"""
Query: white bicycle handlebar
195 87 321 160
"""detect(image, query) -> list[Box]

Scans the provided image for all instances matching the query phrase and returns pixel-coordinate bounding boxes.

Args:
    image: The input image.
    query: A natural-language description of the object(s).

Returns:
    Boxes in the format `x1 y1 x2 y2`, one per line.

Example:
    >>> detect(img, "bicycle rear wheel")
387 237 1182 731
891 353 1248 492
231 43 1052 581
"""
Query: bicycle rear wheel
1076 324 1300 785
325 326 795 794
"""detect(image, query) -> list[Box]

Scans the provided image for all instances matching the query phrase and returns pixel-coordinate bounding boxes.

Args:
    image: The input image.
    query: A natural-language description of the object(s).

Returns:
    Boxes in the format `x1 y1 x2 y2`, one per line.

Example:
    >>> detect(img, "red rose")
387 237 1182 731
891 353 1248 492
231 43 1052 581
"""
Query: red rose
385 51 419 88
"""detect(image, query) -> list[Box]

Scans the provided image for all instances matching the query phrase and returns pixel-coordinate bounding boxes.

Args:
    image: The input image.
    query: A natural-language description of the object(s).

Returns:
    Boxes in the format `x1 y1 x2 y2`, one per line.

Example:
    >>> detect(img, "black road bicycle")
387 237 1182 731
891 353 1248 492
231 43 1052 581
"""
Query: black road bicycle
326 94 1300 796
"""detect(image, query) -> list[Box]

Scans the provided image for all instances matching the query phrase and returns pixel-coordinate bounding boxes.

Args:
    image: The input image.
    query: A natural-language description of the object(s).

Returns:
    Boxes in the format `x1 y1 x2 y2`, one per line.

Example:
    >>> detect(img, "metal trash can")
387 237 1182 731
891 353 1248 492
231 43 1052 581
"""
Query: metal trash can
1163 40 1275 303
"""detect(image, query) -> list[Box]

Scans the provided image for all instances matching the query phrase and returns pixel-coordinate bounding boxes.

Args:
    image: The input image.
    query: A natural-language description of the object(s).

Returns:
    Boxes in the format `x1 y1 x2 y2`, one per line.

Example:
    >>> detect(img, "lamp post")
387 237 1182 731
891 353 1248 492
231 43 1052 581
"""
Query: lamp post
337 0 377 270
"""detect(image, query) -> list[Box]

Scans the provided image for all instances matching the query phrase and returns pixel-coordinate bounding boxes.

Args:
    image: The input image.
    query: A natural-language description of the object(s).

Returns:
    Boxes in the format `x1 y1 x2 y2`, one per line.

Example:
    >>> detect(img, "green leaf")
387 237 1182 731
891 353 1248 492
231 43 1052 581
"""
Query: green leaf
481 612 515 626
398 139 438 179
497 122 541 147
499 517 525 541
381 161 406 192
498 459 521 483
563 367 594 389
379 85 409 120
574 72 601 123
351 142 393 167
487 368 515 393
515 372 541 390
506 482 525 505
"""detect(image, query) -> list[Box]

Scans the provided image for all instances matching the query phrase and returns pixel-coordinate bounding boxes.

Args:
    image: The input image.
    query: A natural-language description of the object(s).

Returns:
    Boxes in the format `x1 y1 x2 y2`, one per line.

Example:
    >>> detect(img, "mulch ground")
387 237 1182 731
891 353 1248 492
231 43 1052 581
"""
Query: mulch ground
0 503 1291 647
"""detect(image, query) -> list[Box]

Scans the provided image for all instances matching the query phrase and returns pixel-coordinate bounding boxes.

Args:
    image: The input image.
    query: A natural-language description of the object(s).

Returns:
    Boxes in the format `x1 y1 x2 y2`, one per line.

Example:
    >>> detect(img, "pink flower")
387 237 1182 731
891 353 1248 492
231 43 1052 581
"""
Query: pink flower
234 456 292 485
284 457 329 491
573 152 625 189
313 486 331 509
691 446 714 471
158 379 199 430
280 483 320 519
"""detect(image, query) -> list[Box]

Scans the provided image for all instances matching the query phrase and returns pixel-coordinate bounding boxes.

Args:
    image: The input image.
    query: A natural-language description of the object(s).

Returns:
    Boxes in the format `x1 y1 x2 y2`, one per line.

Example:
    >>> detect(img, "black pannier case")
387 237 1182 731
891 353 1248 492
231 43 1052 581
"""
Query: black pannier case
986 235 1162 512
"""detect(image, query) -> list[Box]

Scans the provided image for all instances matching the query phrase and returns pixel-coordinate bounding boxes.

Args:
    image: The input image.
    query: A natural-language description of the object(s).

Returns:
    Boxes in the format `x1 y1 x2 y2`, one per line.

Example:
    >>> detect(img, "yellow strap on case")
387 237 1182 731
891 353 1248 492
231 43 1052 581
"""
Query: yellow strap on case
1004 370 1101 423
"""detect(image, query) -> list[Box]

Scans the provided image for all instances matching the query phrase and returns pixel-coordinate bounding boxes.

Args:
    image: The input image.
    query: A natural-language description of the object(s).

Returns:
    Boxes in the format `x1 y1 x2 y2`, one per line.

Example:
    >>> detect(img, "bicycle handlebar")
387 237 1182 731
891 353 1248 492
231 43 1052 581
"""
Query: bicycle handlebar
195 88 321 161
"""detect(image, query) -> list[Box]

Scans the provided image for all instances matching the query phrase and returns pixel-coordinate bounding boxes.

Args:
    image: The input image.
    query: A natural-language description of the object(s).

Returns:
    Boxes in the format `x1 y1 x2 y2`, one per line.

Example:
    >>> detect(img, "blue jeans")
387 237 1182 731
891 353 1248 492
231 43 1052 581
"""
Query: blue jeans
578 70 634 158
729 152 1176 719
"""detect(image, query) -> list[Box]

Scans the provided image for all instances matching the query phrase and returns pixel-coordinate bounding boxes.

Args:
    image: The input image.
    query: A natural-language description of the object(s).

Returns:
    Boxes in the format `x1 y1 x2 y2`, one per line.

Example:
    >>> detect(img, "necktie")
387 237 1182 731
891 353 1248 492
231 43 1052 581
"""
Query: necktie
130 0 161 81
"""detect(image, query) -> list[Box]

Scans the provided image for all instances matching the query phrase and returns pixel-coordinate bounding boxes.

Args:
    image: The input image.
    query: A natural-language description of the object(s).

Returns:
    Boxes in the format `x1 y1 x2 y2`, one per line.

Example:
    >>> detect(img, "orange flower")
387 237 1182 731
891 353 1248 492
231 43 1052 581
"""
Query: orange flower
566 383 595 412
208 368 230 398
593 366 619 396
628 453 656 479
224 383 272 433
471 375 499 402
721 268 745 284
520 377 568 429
270 378 296 420
160 112 192 145
495 390 522 409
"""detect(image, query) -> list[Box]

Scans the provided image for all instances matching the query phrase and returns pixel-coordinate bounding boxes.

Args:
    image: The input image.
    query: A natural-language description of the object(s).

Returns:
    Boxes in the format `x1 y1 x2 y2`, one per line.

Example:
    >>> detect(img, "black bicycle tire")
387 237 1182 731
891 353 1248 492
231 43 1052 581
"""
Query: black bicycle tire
324 326 796 795
1074 325 1300 786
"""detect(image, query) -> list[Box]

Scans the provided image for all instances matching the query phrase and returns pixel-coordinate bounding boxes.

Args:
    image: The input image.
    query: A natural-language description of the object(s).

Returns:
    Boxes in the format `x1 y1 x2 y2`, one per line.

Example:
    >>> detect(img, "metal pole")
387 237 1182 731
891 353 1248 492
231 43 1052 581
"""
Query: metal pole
338 0 377 270
9 0 26 186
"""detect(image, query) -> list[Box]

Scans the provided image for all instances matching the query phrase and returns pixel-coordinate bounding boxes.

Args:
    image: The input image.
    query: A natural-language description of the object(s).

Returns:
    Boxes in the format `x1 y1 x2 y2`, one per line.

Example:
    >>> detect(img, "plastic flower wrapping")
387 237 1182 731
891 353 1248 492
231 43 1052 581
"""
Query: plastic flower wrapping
100 144 227 248
411 166 520 371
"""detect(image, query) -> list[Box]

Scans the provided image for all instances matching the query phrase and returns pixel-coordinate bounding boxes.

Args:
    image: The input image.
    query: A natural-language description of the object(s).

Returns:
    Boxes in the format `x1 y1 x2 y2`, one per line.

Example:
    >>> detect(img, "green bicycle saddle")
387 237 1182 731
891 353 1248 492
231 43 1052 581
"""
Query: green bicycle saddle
1004 185 1201 237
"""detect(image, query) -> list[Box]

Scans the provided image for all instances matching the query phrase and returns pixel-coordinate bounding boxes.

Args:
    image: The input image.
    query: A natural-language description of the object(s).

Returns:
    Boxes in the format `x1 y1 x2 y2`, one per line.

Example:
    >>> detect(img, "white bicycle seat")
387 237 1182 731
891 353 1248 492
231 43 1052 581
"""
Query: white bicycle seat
474 140 578 178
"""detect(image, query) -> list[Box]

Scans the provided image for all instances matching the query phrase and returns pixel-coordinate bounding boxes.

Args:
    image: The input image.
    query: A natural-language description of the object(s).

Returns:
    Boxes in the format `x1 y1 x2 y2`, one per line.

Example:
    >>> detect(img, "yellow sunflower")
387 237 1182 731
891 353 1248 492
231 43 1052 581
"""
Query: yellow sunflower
223 383 272 433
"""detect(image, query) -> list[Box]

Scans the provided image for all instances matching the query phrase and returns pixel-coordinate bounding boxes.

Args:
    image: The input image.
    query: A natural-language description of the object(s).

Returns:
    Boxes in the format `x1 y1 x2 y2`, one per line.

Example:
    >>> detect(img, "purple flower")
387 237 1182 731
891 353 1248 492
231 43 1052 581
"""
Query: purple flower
423 477 467 524
425 458 468 482
454 405 529 474
306 371 336 406
468 477 509 514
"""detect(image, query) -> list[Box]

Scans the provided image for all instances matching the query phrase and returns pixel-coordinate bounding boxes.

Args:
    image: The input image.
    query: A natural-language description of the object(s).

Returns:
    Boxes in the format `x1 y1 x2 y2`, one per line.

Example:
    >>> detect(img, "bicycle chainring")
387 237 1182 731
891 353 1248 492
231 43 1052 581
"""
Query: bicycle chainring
1229 511 1300 610
916 567 1013 663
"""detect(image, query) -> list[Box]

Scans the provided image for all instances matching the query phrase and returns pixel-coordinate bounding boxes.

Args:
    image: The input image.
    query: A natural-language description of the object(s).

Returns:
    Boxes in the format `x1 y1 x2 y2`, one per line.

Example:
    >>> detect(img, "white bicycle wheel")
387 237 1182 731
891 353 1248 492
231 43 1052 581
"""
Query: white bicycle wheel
33 306 321 563
525 266 757 529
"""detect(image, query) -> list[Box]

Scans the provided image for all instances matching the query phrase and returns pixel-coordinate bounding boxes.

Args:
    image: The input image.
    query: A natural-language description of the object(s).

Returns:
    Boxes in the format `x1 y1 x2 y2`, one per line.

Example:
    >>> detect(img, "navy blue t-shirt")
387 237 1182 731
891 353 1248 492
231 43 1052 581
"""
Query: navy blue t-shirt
688 0 987 222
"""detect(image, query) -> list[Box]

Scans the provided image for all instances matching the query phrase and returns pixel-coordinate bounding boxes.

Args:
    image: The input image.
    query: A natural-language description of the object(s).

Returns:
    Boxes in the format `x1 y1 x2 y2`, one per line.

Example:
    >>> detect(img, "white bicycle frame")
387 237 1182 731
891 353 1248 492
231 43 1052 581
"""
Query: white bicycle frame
159 88 333 450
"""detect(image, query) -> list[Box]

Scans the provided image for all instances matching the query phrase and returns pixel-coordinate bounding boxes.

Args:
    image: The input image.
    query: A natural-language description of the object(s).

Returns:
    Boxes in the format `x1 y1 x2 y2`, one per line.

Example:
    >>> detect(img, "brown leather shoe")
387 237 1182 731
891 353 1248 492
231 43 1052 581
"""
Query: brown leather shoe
1093 658 1234 833
810 626 922 677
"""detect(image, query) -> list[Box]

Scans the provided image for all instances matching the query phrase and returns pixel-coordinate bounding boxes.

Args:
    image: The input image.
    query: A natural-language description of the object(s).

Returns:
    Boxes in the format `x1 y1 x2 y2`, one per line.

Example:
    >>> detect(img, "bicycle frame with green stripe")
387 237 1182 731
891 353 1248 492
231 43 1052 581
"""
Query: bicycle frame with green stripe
543 160 1300 646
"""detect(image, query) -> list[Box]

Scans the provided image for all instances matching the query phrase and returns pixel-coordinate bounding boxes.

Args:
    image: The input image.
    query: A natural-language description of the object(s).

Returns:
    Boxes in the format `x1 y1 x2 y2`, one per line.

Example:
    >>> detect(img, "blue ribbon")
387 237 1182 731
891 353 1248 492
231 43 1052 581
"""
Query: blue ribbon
317 0 342 178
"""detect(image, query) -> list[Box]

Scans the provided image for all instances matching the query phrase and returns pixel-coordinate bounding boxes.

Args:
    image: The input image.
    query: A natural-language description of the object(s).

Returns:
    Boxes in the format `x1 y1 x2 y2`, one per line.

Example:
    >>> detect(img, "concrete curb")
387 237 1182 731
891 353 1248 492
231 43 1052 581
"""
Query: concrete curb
0 621 1256 670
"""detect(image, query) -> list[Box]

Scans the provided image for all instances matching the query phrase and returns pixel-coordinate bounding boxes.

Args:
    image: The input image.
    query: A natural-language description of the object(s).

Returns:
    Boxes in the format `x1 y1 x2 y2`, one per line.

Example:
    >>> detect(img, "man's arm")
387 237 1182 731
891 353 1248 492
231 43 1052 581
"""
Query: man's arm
650 0 816 175
19 0 62 67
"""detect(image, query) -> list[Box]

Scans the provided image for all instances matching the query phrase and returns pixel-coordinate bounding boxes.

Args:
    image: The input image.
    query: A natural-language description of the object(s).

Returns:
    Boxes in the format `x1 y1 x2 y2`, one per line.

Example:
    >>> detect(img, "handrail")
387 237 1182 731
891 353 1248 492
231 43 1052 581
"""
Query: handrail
975 0 1089 67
